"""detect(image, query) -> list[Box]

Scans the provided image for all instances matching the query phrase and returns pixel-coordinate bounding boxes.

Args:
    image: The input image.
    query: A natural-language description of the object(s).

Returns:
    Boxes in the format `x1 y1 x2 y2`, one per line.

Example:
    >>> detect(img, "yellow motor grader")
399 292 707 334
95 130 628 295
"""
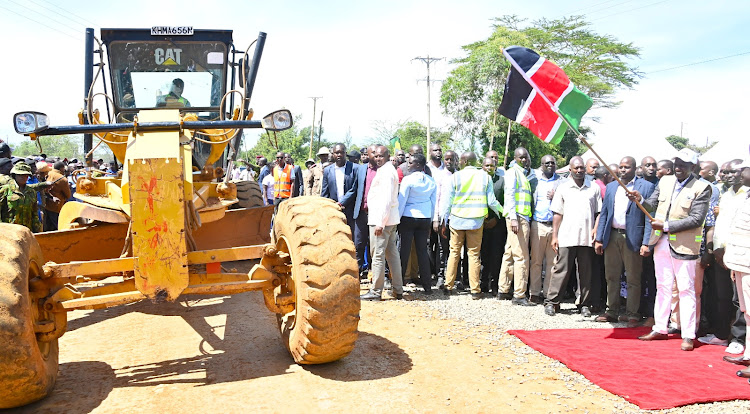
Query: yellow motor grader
0 28 359 409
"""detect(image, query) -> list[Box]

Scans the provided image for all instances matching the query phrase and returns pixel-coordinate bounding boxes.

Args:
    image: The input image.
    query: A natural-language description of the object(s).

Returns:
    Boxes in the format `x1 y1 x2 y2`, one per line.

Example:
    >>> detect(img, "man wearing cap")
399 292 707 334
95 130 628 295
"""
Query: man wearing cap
347 149 361 164
304 147 330 197
0 142 11 159
630 149 711 351
0 162 42 232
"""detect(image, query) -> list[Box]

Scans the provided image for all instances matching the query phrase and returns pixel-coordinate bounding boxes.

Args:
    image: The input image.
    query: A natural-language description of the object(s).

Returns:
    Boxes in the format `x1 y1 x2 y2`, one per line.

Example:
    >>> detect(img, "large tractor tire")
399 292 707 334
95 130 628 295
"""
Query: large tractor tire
231 180 263 209
272 197 360 364
0 224 59 408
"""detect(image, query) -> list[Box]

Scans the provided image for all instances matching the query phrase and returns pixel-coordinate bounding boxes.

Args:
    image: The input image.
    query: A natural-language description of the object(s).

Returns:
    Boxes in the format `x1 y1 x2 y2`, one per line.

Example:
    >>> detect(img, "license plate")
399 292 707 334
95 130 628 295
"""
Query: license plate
151 26 194 36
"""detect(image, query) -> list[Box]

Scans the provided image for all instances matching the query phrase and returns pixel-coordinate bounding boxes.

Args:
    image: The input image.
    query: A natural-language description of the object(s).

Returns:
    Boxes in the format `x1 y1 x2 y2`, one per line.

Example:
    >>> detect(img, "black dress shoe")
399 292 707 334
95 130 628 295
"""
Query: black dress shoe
580 306 592 318
529 295 544 304
444 288 452 296
497 292 513 300
723 355 750 366
471 292 484 300
544 304 556 316
360 290 381 301
512 297 534 306
395 293 403 300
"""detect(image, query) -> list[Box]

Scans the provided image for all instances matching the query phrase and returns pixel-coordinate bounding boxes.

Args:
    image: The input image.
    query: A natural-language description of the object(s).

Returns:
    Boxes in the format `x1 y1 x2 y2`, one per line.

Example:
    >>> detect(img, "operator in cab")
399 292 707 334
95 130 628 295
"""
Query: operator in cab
157 78 191 108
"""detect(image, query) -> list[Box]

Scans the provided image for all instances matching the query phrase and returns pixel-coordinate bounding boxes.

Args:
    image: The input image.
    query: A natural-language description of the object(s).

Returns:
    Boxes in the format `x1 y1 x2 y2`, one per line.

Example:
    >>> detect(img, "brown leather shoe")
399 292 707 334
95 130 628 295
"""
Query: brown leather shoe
736 368 750 378
639 331 669 341
681 339 694 351
627 317 642 328
723 355 750 366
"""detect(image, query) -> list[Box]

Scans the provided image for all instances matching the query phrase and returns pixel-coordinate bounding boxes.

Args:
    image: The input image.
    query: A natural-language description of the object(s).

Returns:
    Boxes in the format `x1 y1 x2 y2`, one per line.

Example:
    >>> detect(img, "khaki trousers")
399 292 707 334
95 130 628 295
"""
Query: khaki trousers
603 231 643 317
499 218 530 299
529 221 555 297
445 226 483 293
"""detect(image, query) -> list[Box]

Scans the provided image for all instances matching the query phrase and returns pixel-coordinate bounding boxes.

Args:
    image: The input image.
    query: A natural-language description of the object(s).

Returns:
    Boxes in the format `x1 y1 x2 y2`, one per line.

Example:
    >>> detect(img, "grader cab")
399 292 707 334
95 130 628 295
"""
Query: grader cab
0 28 360 409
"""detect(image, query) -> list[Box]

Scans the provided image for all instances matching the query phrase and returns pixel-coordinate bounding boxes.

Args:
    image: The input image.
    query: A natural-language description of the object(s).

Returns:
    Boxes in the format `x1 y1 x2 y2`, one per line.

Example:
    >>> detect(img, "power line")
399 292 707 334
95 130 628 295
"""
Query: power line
7 0 83 36
35 0 97 27
647 50 750 74
0 4 81 42
26 0 89 31
590 0 670 21
562 0 623 15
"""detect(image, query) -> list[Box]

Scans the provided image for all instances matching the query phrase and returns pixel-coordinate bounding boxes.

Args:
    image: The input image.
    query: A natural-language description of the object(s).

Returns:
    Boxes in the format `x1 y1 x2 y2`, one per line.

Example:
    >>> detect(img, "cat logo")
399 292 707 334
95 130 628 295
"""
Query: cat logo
155 48 182 65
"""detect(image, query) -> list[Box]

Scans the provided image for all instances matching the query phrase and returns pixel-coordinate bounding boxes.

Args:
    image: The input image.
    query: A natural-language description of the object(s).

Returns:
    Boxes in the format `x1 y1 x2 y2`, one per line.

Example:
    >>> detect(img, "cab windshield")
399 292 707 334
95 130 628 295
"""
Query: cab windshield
108 41 227 112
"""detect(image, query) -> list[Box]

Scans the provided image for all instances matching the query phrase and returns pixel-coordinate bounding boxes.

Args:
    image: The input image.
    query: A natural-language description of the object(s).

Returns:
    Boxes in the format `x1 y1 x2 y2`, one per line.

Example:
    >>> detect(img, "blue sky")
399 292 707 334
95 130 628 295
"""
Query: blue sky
1 0 747 157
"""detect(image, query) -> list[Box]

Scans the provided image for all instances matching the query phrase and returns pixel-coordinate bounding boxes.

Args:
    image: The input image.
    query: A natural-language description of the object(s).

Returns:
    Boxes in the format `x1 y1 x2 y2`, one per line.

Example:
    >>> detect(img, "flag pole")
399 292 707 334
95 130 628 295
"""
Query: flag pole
503 119 512 169
502 48 654 221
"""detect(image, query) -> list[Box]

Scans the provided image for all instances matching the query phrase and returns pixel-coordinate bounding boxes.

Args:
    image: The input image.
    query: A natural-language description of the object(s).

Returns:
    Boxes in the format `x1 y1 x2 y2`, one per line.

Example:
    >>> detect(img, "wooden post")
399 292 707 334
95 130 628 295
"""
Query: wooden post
503 120 512 168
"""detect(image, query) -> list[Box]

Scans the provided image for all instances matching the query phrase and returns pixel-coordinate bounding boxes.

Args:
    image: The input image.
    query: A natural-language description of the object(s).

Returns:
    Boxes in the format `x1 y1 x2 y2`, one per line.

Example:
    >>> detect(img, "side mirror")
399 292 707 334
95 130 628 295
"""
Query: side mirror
14 111 50 135
261 110 292 132
237 58 250 88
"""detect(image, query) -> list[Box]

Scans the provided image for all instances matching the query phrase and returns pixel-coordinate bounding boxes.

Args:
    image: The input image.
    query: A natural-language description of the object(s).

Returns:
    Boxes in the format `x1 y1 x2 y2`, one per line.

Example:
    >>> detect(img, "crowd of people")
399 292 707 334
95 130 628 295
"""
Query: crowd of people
264 139 750 379
0 141 120 233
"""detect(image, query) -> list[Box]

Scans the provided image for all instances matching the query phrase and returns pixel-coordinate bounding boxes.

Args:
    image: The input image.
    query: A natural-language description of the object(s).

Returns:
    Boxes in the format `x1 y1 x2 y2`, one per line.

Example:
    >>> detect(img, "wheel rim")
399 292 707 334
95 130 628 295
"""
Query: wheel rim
28 260 52 359
275 236 297 331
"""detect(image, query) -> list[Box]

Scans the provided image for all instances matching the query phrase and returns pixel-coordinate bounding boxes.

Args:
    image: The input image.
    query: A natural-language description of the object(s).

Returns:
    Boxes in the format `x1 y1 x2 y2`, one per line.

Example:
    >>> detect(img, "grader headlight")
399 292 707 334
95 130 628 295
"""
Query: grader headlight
13 112 50 135
261 109 292 131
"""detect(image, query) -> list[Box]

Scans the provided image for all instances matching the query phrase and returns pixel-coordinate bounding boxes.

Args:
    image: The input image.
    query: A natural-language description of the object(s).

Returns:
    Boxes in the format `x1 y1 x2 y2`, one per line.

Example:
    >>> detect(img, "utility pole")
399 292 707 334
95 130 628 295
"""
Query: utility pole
308 97 322 159
413 56 443 151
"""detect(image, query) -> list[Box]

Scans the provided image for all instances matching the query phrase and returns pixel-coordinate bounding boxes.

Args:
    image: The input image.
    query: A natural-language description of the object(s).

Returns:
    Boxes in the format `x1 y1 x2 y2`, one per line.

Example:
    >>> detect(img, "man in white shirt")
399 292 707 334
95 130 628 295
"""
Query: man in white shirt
361 145 403 301
544 156 602 317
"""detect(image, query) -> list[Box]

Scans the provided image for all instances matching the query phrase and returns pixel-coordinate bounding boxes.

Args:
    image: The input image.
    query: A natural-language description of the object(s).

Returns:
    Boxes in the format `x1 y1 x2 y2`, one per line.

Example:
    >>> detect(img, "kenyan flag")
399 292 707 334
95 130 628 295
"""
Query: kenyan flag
498 46 593 145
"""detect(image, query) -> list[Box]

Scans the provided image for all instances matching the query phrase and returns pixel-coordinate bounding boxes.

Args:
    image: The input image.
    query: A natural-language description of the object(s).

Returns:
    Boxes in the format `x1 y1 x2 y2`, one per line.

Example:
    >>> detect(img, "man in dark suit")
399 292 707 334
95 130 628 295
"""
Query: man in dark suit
352 145 378 278
594 156 656 327
322 144 358 236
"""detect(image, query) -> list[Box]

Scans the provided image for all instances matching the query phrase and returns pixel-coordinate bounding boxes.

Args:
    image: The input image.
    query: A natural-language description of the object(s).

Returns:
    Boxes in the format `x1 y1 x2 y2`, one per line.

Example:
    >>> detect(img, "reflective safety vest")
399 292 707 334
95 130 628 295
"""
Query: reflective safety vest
274 164 293 198
451 167 490 219
511 164 532 218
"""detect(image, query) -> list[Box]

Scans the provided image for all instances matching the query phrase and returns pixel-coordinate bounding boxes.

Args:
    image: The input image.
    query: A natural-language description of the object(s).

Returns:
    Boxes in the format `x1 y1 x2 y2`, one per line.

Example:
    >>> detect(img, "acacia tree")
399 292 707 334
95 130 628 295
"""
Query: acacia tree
441 15 641 165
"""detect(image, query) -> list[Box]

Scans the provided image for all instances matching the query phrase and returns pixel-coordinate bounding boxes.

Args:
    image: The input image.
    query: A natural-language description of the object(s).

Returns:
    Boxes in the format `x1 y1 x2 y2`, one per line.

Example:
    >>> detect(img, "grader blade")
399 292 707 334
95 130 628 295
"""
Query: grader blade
36 223 129 264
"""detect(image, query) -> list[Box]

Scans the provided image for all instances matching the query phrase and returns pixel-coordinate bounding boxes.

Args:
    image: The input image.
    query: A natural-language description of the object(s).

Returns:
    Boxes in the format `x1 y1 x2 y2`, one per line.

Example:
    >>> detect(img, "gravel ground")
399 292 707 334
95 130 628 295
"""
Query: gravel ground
365 281 750 413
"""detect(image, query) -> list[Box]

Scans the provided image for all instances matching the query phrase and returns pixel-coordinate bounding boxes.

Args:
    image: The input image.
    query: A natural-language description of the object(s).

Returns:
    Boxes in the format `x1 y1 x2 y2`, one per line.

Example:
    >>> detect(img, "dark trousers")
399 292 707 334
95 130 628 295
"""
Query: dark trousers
398 217 432 291
481 219 507 294
354 211 369 274
732 276 748 346
44 210 59 232
591 251 606 309
639 255 657 318
703 263 735 340
545 246 594 307
429 227 439 277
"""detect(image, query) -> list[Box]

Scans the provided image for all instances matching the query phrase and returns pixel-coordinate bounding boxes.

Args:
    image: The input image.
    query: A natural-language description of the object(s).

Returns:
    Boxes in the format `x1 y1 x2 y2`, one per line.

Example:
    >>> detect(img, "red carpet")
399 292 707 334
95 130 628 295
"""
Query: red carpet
508 327 750 410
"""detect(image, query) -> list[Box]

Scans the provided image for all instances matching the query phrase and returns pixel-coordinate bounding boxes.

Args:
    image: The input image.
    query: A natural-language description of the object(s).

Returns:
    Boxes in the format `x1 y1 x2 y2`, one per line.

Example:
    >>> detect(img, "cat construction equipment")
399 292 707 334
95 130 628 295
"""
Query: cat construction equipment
1 27 359 409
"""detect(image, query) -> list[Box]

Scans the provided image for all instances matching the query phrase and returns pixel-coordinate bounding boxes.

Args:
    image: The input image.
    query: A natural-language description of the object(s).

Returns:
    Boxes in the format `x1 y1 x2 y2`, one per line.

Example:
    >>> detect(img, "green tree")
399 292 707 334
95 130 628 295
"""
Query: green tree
665 134 717 155
11 134 115 161
241 114 335 169
440 15 641 165
368 120 453 152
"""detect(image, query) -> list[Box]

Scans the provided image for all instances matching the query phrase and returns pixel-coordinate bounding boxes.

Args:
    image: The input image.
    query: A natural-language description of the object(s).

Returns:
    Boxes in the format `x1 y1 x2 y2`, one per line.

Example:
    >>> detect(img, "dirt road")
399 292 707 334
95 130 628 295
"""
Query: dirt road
12 267 642 414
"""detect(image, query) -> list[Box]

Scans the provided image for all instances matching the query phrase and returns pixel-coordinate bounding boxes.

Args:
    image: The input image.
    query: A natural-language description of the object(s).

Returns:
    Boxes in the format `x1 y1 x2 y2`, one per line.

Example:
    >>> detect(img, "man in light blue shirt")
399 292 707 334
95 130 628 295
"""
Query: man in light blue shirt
529 155 562 303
